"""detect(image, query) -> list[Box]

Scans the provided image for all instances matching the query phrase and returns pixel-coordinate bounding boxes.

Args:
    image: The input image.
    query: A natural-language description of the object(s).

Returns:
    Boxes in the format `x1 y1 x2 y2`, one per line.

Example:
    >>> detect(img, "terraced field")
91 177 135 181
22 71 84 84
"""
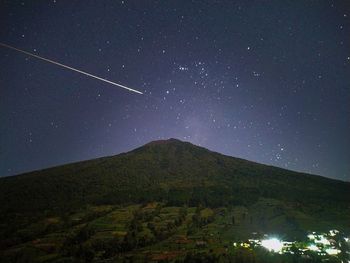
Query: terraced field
1 199 348 262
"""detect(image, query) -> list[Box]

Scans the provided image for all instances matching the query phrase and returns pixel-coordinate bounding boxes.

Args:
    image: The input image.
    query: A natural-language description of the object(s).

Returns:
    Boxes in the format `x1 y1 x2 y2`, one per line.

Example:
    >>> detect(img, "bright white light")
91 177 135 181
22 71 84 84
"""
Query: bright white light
325 248 341 255
261 238 284 252
307 244 320 252
315 236 330 245
329 229 339 236
307 234 315 240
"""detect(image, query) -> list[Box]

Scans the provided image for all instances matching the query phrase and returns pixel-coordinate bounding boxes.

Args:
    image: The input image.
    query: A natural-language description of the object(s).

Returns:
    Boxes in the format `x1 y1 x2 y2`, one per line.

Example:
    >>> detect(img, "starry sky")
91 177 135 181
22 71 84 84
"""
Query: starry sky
0 1 349 181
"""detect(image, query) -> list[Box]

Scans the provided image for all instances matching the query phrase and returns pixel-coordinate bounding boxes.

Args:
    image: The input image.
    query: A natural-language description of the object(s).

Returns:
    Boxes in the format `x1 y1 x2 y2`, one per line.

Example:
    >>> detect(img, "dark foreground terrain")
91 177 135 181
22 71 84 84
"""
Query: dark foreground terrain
0 139 349 262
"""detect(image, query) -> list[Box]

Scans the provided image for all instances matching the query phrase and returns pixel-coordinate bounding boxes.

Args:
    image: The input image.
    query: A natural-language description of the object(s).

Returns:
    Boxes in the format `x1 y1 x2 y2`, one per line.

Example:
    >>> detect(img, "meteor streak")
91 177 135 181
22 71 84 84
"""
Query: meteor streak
0 42 143 95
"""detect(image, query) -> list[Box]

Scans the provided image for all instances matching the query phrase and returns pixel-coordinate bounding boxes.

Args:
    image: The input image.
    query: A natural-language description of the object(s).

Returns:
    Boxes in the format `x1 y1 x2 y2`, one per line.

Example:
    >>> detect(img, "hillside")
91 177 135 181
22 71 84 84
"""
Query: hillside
1 138 348 213
0 139 349 262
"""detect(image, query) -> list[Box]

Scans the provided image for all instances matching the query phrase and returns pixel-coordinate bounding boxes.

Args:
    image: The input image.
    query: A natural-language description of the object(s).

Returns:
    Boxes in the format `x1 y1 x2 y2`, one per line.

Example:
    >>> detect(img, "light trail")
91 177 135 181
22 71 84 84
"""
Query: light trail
0 42 143 95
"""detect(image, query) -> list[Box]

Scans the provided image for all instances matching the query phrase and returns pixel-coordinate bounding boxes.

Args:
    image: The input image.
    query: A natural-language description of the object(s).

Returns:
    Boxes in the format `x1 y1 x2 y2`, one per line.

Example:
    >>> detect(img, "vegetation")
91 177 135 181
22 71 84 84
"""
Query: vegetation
0 139 349 262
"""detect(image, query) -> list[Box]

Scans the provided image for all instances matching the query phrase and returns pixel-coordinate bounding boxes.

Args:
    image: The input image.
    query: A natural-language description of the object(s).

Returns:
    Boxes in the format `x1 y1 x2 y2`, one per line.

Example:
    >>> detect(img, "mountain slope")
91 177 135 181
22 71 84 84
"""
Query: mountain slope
0 138 348 217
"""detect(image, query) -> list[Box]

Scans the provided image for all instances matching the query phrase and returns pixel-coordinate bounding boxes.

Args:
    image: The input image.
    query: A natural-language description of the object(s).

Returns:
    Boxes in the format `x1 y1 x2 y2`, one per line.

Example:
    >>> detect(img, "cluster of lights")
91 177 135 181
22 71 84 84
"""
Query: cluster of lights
307 230 342 256
234 237 290 255
233 229 349 259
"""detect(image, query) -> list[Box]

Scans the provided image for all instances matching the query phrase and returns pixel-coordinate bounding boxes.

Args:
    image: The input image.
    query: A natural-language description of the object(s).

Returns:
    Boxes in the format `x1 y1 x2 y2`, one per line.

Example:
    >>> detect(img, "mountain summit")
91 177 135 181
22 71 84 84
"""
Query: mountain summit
144 138 184 146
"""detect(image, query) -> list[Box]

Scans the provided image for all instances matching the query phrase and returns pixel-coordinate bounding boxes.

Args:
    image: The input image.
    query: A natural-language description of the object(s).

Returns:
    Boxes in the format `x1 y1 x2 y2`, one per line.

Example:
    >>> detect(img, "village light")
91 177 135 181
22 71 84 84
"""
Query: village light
307 244 320 252
325 248 341 255
315 236 331 246
261 238 284 253
307 234 315 240
329 230 339 237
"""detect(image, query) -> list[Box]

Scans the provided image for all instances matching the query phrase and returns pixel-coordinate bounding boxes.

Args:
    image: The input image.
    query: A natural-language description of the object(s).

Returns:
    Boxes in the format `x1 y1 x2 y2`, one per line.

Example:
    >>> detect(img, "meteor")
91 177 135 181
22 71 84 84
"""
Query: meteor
0 42 143 95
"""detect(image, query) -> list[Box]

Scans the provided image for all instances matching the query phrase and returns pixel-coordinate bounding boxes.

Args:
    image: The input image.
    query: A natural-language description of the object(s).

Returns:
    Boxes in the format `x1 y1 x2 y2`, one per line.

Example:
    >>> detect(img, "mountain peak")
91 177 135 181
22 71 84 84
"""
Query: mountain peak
145 138 184 146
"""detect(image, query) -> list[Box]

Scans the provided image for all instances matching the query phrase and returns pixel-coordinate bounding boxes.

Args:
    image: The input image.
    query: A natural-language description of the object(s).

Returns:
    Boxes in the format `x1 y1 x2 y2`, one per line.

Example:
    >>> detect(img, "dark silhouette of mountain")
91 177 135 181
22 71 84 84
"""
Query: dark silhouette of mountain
0 138 348 216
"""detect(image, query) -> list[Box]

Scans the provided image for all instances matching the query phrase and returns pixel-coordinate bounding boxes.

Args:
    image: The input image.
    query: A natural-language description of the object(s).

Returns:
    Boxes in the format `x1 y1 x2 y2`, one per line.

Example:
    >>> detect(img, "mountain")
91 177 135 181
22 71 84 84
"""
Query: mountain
0 139 349 262
0 138 348 214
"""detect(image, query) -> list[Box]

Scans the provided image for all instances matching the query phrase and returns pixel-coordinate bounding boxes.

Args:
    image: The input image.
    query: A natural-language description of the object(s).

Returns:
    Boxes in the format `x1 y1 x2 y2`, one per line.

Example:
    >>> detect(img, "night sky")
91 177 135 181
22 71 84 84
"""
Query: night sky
0 1 349 181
